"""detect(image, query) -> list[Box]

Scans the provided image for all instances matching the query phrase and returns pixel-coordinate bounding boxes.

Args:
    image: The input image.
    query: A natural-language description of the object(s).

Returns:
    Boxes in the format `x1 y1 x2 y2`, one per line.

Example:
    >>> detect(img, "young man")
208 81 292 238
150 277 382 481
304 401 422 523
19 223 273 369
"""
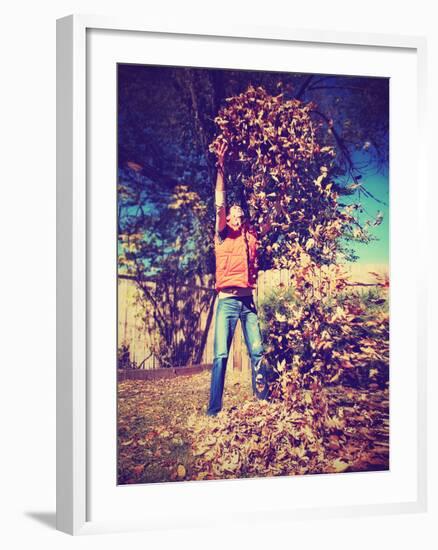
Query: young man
207 141 269 416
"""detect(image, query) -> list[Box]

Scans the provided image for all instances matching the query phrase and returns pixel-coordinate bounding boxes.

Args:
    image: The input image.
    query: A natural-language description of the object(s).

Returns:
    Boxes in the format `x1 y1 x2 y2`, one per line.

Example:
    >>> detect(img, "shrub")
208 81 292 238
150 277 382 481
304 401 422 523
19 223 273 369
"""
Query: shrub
117 343 137 369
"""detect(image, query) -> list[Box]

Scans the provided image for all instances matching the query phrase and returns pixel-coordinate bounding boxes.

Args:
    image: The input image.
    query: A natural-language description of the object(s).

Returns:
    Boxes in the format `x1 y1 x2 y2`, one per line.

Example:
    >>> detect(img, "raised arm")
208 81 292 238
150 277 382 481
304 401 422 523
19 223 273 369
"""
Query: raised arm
214 141 228 234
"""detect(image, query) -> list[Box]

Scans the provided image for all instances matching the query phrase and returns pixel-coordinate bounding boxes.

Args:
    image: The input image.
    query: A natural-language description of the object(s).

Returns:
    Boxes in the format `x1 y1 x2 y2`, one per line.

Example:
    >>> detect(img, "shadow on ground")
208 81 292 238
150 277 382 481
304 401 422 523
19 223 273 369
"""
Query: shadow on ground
25 511 57 530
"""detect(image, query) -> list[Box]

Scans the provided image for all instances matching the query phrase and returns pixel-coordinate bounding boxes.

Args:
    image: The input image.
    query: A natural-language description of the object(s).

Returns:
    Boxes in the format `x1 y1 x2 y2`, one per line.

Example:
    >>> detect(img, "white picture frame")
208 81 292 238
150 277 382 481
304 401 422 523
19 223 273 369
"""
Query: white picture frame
56 14 428 535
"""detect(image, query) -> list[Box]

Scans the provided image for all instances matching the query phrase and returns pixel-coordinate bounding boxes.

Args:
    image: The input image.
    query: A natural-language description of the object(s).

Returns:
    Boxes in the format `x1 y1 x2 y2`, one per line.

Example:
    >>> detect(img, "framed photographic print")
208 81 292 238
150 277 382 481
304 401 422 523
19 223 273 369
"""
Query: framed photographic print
56 15 428 535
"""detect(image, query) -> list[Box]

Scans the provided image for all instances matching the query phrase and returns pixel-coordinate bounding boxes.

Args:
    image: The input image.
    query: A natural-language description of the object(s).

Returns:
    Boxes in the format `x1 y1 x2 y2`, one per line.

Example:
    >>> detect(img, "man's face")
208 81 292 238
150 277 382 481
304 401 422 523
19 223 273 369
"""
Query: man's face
228 205 245 229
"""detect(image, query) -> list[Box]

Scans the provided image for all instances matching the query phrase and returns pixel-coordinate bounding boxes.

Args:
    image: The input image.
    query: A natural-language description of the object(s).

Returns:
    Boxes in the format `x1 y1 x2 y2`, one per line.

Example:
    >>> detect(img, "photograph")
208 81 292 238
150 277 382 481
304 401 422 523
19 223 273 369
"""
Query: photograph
116 63 390 484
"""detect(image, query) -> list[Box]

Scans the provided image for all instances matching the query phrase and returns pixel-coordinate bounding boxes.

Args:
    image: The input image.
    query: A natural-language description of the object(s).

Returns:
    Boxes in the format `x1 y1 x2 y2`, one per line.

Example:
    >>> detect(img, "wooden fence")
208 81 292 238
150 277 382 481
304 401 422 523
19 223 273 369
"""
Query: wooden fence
118 270 286 374
118 266 387 375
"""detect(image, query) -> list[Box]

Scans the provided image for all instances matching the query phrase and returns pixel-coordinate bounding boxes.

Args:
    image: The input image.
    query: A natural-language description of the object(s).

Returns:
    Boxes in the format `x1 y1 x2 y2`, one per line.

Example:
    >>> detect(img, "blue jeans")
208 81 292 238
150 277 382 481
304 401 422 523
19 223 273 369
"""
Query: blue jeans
207 295 269 416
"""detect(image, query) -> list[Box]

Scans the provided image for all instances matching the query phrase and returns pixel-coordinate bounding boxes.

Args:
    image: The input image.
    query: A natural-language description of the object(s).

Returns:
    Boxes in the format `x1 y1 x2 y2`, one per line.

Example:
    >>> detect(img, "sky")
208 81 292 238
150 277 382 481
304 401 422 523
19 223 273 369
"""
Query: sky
341 171 389 266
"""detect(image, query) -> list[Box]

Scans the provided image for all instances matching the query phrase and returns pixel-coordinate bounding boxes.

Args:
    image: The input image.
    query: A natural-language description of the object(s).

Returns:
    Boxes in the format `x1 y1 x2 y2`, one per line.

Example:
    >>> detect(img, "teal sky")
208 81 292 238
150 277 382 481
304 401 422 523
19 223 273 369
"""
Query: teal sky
340 171 389 265
118 172 390 268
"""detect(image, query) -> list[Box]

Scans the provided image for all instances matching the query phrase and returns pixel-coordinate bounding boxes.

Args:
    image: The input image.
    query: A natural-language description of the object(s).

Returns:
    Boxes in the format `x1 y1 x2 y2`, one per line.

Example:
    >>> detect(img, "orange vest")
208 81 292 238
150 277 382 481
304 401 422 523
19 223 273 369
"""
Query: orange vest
214 223 259 291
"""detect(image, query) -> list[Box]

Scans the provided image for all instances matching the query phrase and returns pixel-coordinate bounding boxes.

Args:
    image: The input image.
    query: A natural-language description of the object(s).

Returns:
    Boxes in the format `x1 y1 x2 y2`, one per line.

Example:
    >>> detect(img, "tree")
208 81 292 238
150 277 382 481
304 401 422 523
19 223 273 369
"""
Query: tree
118 175 215 368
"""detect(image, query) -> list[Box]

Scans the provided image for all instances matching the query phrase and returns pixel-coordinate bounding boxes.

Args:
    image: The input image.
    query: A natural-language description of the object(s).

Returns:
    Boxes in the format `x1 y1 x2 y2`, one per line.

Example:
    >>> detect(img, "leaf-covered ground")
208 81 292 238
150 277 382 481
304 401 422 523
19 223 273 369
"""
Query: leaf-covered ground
118 370 389 484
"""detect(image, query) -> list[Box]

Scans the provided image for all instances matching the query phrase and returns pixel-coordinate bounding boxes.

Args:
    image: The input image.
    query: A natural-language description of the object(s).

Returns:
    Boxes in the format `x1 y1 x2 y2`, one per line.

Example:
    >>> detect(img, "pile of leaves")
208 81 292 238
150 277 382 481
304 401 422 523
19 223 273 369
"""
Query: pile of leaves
187 372 330 479
118 370 389 484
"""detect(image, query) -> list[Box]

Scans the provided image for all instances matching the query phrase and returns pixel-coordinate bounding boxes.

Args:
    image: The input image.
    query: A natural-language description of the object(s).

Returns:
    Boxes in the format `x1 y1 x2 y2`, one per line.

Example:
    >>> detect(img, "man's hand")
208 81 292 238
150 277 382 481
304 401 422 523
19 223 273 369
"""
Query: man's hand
215 140 228 173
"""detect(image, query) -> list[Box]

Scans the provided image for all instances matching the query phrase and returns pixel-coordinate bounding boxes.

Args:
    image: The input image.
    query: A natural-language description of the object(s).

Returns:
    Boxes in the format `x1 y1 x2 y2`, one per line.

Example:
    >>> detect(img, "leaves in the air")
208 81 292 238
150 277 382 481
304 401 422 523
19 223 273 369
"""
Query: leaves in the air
208 85 389 393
